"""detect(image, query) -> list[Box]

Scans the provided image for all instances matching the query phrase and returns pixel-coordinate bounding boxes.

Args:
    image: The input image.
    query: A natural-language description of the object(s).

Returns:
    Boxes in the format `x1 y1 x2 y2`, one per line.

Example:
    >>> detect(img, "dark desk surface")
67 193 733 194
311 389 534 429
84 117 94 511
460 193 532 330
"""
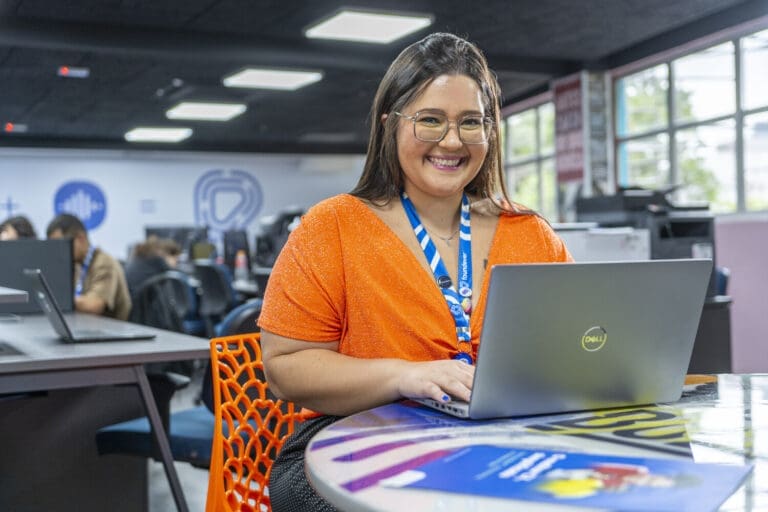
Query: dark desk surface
306 374 765 511
0 313 208 375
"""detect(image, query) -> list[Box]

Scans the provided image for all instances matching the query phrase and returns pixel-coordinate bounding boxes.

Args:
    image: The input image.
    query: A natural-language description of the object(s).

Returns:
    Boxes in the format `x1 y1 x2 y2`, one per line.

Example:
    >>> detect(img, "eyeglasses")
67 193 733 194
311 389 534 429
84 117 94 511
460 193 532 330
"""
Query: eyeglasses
394 110 492 144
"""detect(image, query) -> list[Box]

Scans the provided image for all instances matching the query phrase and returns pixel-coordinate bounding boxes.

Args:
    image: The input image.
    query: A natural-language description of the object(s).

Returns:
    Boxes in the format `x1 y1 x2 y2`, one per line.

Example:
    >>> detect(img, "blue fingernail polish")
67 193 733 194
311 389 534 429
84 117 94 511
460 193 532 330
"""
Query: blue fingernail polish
442 394 450 402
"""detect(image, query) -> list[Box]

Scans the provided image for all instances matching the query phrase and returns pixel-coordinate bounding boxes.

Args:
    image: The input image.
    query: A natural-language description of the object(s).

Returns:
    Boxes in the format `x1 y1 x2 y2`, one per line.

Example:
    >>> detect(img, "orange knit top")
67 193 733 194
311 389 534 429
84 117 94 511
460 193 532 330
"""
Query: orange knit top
258 194 572 362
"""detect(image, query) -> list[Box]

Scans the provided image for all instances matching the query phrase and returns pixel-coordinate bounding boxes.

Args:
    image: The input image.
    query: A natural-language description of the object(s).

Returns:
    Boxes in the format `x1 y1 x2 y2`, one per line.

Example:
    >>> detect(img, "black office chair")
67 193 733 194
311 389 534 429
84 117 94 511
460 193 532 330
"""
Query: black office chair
194 260 240 337
129 270 202 334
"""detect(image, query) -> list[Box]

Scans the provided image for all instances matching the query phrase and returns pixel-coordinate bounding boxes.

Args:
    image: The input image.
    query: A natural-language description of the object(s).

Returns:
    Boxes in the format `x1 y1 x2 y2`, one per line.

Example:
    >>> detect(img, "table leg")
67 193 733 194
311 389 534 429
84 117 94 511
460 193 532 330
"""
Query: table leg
133 365 190 512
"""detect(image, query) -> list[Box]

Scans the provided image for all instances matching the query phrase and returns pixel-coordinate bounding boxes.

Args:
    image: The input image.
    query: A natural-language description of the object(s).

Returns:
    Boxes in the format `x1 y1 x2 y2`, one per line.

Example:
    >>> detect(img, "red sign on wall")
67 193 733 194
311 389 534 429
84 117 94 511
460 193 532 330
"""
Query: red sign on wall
554 75 583 183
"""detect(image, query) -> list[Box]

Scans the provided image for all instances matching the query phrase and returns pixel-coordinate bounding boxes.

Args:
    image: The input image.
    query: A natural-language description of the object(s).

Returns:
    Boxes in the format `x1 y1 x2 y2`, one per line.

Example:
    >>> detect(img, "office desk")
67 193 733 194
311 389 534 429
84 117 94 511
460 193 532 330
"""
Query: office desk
0 313 208 512
306 374 765 511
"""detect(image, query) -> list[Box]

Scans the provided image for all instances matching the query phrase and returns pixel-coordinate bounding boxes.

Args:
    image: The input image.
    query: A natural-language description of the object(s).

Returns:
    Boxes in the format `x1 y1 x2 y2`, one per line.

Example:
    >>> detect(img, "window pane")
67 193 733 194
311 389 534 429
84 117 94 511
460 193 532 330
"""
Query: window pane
744 112 768 211
615 64 668 136
673 43 735 123
675 120 736 213
742 29 768 111
617 134 670 189
540 158 557 221
539 103 555 155
506 109 536 162
508 162 538 210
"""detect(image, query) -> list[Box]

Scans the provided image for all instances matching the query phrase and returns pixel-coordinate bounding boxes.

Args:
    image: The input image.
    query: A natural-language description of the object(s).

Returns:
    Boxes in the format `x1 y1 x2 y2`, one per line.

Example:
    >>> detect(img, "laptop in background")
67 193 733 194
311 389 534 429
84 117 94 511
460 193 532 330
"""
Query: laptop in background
416 259 712 419
23 268 156 343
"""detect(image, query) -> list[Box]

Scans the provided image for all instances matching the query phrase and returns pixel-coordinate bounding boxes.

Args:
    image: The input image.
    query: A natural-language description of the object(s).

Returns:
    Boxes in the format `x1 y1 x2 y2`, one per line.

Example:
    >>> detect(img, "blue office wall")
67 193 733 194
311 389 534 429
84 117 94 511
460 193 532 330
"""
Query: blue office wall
0 148 363 259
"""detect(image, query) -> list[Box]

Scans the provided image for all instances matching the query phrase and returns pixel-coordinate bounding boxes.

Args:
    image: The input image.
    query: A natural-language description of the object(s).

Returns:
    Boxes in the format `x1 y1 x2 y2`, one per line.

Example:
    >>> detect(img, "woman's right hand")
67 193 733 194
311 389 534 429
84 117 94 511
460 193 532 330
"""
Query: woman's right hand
396 359 475 404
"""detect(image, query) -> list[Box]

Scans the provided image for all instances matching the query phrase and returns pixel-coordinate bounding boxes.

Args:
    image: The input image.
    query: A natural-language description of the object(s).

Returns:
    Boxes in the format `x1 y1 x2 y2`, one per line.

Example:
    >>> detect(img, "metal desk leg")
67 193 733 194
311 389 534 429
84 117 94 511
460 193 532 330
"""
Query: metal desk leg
133 365 190 512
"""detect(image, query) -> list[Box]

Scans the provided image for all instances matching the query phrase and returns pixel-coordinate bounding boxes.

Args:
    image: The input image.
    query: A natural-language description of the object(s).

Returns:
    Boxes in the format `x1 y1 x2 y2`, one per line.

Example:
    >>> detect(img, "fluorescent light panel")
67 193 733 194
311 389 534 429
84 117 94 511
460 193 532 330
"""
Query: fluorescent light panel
223 69 323 90
305 10 432 43
166 102 246 121
125 127 192 143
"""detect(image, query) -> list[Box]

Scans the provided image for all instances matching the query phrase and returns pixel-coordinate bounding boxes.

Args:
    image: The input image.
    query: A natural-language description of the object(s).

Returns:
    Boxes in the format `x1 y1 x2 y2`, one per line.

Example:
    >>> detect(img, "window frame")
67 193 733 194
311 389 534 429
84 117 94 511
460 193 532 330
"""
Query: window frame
612 22 768 214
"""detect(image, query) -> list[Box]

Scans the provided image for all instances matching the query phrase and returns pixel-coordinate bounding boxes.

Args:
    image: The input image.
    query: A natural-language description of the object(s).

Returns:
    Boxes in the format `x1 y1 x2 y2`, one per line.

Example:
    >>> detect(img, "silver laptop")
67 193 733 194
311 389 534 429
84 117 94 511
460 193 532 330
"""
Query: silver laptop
416 259 712 419
23 268 156 342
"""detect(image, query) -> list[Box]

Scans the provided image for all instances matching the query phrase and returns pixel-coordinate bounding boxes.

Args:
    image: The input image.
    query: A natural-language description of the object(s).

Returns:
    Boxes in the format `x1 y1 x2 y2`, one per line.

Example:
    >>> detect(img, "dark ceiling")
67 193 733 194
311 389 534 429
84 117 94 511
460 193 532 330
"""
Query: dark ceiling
0 0 764 154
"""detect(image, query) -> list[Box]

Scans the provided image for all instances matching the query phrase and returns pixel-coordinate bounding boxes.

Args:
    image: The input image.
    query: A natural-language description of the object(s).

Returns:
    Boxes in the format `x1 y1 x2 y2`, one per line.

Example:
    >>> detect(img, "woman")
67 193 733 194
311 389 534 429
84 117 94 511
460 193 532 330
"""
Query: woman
0 215 37 240
258 32 572 511
124 236 182 297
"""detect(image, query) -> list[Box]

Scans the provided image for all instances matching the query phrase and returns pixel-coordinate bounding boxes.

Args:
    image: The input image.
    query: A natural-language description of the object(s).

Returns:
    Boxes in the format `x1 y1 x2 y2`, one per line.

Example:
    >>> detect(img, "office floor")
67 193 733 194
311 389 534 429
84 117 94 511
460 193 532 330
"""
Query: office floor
149 459 209 512
149 366 210 512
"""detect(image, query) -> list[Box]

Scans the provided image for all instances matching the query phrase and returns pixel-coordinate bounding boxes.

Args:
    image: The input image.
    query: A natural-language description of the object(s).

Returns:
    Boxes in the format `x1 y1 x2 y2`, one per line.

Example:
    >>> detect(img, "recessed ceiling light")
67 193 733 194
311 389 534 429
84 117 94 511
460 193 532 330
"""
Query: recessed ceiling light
305 10 433 44
124 127 192 143
223 68 323 90
166 102 247 121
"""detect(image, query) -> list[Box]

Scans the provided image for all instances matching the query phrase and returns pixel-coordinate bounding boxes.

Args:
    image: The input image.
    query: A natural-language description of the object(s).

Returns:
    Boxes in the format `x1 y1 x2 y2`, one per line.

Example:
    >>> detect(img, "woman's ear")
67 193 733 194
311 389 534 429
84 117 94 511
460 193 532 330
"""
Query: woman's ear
380 113 388 124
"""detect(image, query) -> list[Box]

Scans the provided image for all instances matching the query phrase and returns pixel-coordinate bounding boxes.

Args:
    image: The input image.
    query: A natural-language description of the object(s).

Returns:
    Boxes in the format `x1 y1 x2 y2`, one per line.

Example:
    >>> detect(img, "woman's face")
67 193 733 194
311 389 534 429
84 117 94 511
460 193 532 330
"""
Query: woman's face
395 73 489 202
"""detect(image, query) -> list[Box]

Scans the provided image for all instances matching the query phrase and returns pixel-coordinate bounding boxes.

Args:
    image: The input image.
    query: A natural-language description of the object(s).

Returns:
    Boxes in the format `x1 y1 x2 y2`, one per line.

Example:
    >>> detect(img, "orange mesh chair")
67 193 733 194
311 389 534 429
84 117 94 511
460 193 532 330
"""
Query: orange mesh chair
206 333 312 512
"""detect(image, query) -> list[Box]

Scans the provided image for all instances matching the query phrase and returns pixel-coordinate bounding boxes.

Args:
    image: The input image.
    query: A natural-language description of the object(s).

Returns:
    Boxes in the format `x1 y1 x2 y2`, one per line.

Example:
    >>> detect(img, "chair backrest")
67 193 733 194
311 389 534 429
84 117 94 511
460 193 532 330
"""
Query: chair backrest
194 261 238 317
215 299 263 337
129 270 198 331
206 334 310 512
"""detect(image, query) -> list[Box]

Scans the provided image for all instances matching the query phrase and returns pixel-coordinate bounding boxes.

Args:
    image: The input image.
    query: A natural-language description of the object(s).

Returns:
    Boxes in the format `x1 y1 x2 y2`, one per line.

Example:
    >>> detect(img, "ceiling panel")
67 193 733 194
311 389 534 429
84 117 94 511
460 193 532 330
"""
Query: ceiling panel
0 0 762 153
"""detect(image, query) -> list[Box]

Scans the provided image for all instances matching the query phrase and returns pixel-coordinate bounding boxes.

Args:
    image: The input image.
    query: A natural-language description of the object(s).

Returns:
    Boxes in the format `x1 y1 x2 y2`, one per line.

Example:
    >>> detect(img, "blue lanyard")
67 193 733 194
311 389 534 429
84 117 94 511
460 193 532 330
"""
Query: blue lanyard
401 192 474 364
76 245 96 297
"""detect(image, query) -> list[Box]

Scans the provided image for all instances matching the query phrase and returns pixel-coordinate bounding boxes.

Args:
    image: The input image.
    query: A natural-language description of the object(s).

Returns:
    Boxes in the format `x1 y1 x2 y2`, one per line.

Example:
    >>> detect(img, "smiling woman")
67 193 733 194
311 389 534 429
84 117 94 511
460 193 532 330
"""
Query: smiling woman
256 32 573 512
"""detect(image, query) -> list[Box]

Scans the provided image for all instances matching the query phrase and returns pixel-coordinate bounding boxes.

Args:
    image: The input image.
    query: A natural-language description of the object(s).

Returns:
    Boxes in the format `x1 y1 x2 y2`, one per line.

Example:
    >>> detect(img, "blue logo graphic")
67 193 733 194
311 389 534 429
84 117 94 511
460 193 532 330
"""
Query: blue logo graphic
54 181 107 230
193 169 262 242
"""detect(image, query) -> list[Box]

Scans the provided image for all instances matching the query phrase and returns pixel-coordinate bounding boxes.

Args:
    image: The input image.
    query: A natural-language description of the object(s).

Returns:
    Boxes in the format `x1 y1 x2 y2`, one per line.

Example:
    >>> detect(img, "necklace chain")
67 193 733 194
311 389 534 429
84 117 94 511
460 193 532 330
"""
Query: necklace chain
428 226 460 245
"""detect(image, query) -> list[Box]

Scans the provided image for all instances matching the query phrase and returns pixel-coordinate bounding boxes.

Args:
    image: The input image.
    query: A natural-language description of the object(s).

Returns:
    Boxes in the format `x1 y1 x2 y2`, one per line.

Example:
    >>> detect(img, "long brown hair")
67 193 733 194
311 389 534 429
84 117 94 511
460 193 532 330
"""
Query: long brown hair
350 32 518 212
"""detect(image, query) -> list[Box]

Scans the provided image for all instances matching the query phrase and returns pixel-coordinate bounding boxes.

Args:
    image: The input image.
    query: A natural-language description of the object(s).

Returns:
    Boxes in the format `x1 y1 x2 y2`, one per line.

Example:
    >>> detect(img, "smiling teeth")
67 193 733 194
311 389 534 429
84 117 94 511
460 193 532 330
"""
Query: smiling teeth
431 157 461 166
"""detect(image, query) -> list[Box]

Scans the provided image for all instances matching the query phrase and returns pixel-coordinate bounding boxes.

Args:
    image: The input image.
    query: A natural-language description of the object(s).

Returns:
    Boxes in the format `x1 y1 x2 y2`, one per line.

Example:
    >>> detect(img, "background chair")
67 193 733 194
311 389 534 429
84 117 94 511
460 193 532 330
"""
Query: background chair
206 333 311 512
194 260 241 337
129 269 206 337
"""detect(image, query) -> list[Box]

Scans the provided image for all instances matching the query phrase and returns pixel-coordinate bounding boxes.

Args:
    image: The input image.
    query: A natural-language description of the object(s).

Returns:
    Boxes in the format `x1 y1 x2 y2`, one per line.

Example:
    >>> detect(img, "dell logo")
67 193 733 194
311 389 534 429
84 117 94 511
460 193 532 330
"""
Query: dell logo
581 326 607 352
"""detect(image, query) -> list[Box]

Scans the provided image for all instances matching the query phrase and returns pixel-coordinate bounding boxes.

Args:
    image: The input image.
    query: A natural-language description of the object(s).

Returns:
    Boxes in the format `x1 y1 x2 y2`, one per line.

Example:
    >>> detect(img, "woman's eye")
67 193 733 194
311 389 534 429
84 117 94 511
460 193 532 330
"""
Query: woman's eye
461 117 483 128
418 116 443 126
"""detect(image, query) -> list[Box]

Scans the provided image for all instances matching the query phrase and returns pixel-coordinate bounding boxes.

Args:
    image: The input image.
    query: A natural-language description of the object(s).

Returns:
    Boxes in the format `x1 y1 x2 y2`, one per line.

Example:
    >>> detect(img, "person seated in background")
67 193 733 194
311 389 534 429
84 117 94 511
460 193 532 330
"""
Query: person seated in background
124 236 182 297
0 215 38 240
46 213 132 320
258 32 572 511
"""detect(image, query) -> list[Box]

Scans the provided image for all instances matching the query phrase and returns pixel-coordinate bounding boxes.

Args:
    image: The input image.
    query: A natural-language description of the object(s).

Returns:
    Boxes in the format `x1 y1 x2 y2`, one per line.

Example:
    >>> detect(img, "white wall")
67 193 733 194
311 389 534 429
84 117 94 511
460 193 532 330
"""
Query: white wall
715 215 768 373
0 148 364 259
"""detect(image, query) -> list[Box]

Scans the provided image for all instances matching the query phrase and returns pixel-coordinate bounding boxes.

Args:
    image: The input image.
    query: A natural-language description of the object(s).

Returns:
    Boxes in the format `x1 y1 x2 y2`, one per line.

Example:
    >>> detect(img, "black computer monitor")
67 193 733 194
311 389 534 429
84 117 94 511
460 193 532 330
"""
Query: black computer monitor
253 209 303 267
144 225 209 260
0 238 74 314
223 229 251 273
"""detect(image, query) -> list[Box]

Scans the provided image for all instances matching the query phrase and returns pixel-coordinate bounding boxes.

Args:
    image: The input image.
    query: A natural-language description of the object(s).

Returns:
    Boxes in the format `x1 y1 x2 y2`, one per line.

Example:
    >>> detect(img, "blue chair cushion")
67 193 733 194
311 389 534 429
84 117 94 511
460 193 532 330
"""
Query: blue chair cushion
96 405 214 467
